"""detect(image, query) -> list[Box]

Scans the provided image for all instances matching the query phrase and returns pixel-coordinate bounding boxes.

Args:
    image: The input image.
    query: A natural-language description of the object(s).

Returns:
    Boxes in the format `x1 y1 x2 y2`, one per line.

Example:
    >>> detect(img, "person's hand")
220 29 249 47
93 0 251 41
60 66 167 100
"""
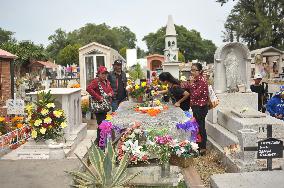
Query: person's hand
189 76 195 84
174 102 180 107
107 93 112 97
276 114 283 119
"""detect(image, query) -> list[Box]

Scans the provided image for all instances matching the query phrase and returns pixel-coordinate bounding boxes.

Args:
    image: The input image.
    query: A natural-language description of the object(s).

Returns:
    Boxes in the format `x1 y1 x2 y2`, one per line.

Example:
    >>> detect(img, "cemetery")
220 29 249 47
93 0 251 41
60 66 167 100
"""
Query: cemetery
1 1 284 188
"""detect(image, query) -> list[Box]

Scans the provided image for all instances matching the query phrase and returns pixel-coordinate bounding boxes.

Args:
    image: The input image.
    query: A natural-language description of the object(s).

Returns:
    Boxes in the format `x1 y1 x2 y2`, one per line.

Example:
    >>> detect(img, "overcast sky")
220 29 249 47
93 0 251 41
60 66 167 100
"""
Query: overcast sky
0 0 236 50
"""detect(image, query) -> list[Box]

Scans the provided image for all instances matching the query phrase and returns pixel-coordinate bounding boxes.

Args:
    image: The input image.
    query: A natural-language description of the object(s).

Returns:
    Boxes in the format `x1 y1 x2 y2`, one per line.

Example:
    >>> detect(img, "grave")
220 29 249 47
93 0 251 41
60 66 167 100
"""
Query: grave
206 42 284 172
1 88 90 160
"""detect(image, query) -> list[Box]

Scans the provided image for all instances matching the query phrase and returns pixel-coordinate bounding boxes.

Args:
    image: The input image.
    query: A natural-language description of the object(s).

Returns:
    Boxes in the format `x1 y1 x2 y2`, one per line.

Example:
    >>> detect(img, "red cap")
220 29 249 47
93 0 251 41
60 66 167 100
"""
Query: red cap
97 66 109 74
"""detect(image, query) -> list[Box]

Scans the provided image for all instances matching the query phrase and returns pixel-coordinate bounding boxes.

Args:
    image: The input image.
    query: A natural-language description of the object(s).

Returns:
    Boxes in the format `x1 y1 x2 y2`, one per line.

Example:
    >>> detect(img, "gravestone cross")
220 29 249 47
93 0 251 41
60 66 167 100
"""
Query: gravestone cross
244 124 284 170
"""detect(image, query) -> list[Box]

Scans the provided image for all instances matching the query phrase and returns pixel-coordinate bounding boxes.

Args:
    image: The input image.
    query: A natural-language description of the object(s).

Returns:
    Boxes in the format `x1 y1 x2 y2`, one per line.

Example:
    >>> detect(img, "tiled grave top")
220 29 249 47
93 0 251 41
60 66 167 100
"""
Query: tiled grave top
231 108 266 118
110 101 190 140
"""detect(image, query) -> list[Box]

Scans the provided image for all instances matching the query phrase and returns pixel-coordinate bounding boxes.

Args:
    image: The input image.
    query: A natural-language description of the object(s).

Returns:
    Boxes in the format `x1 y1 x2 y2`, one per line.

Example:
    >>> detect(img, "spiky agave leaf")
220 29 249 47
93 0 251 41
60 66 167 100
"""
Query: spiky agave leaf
103 152 113 187
88 144 104 183
110 153 130 186
74 153 97 179
67 171 96 184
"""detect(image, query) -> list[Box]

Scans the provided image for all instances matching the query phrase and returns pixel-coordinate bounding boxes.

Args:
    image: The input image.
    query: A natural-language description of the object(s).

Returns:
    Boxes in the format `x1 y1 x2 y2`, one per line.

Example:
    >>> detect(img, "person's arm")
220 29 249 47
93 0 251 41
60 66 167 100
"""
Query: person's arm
175 91 190 107
157 89 168 95
86 79 102 101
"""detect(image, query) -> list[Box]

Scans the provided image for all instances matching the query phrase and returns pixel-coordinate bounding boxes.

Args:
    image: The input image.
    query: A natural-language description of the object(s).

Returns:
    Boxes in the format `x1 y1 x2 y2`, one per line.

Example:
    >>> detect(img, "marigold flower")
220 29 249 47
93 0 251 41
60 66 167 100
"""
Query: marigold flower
135 84 140 90
0 117 5 122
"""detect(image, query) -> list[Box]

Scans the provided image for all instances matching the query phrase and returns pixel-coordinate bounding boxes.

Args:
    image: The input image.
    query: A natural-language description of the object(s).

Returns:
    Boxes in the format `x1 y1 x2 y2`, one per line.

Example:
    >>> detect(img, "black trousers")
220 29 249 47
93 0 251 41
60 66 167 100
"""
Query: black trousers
94 112 107 145
191 105 208 149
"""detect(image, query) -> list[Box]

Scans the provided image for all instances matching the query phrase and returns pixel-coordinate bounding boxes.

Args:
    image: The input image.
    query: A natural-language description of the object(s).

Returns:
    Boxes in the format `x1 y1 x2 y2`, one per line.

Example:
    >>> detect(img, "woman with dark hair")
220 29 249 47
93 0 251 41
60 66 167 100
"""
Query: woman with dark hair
157 72 190 111
186 63 209 155
86 66 113 146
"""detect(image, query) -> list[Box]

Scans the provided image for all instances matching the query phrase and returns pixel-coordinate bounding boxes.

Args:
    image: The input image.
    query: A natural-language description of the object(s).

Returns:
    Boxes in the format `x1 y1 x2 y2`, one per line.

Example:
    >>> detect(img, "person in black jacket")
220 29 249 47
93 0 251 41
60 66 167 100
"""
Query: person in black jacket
108 59 127 112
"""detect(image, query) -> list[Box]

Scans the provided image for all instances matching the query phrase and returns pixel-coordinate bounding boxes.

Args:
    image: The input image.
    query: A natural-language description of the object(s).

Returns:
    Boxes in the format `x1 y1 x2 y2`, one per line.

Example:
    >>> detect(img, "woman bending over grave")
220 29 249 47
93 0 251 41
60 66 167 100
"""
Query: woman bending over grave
157 72 190 111
184 63 209 155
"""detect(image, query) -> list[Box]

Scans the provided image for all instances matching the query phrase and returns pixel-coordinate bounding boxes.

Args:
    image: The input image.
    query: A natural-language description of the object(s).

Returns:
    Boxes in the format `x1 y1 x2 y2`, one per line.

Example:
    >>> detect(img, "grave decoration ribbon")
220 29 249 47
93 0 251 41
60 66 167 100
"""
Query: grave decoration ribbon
176 111 199 142
98 120 113 148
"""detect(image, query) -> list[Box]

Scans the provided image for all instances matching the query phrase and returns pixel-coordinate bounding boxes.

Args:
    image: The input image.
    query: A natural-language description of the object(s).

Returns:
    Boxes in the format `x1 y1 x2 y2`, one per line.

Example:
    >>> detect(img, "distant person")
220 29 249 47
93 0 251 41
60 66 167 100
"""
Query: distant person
250 74 265 112
86 66 113 146
266 89 284 120
157 72 190 111
108 59 127 112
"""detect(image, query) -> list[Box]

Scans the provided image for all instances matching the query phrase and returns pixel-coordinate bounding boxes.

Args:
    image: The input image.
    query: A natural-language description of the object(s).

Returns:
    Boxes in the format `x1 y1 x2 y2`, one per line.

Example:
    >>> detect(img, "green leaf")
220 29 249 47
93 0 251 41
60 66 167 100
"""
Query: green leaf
67 171 96 184
103 152 113 186
89 145 104 183
111 153 129 186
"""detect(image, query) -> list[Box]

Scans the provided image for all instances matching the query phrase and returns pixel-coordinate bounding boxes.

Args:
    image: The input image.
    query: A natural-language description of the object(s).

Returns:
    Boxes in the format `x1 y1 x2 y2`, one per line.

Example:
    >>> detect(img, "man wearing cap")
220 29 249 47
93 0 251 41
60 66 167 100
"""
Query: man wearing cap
108 59 127 112
267 89 284 120
250 73 266 112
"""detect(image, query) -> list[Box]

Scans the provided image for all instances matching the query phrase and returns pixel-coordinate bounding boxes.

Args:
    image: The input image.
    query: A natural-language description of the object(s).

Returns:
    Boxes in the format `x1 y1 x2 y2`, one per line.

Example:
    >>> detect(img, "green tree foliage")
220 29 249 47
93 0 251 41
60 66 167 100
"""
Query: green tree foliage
46 28 70 64
0 40 47 75
129 63 145 80
178 51 185 62
57 44 81 66
0 27 15 44
119 47 127 59
220 0 284 50
137 47 146 58
142 25 216 63
47 23 137 65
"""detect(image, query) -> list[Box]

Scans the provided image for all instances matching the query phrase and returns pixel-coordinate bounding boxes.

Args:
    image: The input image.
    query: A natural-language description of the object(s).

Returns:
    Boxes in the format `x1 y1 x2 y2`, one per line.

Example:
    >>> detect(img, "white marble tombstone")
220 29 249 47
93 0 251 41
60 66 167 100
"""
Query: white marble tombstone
214 42 252 94
27 88 87 143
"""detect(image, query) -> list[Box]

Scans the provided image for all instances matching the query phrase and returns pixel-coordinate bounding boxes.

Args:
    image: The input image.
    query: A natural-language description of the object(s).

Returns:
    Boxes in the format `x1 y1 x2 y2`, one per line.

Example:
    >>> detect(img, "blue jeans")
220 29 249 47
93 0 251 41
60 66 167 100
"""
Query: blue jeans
111 98 127 112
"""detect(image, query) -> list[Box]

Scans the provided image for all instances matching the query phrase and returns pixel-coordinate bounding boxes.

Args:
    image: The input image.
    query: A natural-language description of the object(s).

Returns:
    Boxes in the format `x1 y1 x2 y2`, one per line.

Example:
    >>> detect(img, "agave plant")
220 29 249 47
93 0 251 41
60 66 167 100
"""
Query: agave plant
68 141 141 188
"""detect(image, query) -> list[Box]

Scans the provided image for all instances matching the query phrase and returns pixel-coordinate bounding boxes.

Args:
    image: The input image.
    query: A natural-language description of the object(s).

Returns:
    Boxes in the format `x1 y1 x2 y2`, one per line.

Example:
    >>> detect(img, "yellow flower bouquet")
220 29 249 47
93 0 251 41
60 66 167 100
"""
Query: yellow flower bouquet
26 91 67 142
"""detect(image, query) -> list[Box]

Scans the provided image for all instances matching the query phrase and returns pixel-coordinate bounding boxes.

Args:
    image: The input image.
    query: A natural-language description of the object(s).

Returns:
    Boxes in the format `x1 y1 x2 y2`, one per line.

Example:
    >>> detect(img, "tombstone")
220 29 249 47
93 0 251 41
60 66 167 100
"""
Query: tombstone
6 99 25 115
214 42 252 93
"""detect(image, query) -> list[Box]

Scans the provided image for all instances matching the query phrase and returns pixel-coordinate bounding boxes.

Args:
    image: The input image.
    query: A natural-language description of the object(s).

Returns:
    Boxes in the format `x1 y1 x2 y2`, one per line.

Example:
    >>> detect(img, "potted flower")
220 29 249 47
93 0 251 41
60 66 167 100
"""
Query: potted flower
81 97 91 121
26 91 67 143
169 140 199 168
127 82 148 103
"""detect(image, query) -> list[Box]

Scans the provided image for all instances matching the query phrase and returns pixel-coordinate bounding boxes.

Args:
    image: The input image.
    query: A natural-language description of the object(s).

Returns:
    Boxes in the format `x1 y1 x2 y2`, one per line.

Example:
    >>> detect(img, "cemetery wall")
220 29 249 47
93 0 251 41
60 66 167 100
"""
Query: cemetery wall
0 61 11 116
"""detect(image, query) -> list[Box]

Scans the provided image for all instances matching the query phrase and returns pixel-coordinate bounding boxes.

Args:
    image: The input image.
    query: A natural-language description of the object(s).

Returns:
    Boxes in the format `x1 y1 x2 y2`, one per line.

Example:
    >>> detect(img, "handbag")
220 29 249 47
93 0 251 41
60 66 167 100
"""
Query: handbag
208 85 219 110
90 82 111 113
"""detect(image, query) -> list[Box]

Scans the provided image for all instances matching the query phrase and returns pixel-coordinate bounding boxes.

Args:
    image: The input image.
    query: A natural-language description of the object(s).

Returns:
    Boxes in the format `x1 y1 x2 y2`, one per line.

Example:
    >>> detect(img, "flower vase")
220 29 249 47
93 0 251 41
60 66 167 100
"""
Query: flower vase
160 162 170 178
136 96 143 103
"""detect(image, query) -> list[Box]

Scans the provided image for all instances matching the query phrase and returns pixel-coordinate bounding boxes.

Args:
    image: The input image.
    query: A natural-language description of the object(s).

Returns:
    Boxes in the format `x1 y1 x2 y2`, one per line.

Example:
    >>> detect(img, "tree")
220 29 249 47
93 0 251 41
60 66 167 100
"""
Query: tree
119 47 127 59
113 26 137 49
46 28 70 62
57 44 81 66
143 25 216 63
129 63 145 80
137 47 146 58
219 0 284 50
0 28 15 44
0 40 47 76
178 51 185 62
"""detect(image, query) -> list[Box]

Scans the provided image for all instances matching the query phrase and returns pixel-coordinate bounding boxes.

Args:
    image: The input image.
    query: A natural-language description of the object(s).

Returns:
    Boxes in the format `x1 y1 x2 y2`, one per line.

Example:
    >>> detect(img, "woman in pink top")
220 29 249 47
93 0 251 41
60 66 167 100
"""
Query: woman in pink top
188 63 209 155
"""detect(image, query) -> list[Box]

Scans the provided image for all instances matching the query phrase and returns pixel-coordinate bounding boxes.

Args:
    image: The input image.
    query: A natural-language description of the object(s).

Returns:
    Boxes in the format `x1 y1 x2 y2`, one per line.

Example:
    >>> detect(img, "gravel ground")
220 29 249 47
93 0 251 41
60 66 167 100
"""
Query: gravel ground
193 149 226 188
